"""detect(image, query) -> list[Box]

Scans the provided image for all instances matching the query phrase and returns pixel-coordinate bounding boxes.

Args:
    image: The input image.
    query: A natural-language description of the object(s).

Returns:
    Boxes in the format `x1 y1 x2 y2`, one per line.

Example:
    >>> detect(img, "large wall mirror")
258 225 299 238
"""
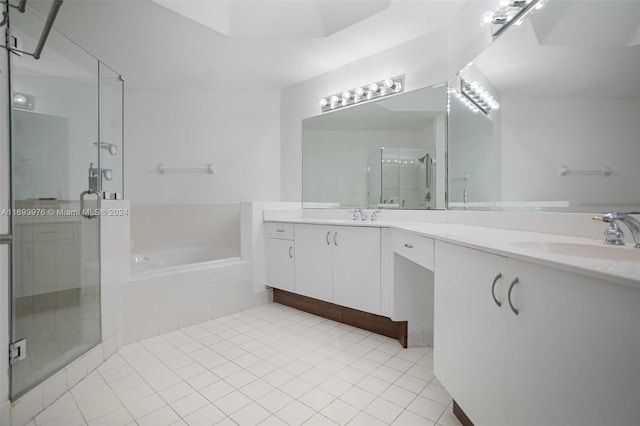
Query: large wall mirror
303 85 447 209
448 0 640 212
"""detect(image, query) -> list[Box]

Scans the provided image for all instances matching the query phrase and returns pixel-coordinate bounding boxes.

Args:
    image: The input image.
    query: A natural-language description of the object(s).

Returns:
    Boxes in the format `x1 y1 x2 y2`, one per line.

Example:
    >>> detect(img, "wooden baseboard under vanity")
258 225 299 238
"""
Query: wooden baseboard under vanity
453 400 475 426
272 288 408 348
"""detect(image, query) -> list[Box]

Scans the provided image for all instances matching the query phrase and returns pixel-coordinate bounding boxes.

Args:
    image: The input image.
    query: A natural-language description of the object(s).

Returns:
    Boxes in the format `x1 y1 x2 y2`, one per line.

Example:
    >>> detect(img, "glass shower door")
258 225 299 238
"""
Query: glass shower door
8 9 102 399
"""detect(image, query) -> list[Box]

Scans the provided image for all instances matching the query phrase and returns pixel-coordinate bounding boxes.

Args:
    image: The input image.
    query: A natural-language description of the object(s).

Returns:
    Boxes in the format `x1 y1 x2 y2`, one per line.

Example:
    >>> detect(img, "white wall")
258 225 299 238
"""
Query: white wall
130 203 240 253
125 89 281 203
500 96 640 207
280 0 496 201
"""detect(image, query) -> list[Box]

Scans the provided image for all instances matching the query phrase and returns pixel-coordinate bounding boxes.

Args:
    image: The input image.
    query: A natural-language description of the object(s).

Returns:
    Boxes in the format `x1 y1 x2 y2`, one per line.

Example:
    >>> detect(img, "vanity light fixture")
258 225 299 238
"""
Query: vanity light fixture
382 158 417 166
459 79 500 115
449 88 480 114
319 75 404 113
484 0 545 37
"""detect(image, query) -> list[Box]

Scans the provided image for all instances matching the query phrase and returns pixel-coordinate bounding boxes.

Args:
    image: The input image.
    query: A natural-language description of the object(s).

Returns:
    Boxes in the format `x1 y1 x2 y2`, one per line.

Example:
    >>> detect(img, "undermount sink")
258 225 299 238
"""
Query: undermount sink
511 241 640 261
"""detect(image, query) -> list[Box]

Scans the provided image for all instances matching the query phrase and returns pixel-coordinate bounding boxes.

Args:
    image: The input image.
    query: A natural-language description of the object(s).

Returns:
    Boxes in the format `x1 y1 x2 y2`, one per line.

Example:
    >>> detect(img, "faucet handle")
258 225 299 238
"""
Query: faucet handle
371 210 381 221
594 212 640 248
603 222 625 246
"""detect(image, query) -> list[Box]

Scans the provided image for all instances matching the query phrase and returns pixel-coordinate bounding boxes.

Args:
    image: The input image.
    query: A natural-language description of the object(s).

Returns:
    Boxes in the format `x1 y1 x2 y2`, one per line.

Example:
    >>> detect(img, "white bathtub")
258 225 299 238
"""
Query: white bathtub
123 247 269 344
131 246 239 275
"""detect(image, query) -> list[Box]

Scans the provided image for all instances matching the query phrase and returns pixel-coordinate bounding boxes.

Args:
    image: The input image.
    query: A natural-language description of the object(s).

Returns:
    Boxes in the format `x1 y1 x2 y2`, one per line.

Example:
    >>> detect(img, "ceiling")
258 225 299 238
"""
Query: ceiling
152 0 392 38
28 0 467 90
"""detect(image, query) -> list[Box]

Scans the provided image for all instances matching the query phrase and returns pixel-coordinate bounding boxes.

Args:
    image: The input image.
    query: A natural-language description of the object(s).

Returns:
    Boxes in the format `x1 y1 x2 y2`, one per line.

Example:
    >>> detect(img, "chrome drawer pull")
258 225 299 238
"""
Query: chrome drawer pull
404 243 413 248
276 229 285 233
326 231 330 245
508 277 520 315
333 232 338 246
491 273 502 307
289 246 293 258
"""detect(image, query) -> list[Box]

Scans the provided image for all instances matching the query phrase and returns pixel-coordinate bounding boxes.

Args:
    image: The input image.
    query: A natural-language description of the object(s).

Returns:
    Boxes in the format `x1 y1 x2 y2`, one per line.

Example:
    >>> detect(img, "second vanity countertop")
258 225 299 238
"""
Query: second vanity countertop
265 217 640 290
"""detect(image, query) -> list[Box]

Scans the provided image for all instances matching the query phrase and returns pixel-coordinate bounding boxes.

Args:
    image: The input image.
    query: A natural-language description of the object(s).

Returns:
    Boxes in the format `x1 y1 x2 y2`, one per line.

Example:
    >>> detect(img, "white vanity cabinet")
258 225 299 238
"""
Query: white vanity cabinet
294 224 381 314
434 241 640 426
265 223 295 292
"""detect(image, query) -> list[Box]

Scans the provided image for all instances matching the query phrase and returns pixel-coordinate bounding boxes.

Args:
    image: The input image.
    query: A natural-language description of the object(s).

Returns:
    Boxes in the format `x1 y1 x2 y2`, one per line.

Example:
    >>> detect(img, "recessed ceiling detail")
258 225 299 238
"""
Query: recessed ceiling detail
152 0 392 38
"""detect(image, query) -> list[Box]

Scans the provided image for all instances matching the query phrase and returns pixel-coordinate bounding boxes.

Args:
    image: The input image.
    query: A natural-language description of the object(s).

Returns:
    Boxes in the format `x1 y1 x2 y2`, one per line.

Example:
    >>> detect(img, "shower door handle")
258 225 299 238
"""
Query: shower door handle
0 234 12 245
80 190 101 219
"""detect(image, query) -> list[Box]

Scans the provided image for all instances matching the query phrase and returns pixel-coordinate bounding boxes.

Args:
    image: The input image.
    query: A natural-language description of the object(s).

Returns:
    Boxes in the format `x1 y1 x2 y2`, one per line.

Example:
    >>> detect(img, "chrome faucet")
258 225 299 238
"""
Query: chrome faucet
352 208 368 221
370 210 381 221
592 212 640 248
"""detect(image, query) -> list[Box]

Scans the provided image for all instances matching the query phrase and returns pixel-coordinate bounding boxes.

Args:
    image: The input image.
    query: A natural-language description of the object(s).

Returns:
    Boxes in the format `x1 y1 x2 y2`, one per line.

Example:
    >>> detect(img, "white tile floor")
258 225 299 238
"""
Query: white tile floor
29 303 462 426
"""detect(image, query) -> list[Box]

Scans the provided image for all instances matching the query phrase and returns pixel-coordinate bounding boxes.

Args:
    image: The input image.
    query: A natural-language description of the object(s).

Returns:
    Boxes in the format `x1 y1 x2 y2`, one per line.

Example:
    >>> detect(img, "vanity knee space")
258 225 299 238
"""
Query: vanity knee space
387 229 436 347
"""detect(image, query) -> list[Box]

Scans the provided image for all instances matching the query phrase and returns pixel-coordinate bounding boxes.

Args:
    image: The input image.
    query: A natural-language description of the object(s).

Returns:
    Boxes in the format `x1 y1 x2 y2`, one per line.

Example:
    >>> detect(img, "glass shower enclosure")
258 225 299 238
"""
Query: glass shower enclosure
7 6 123 399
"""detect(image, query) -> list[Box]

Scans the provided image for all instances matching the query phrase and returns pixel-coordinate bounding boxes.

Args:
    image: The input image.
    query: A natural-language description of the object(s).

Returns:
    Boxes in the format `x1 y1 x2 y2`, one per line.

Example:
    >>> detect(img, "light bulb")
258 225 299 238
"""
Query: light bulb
383 79 396 90
369 83 380 94
492 13 508 24
355 87 365 97
330 95 340 104
13 94 27 105
342 91 351 100
481 11 494 24
319 98 328 107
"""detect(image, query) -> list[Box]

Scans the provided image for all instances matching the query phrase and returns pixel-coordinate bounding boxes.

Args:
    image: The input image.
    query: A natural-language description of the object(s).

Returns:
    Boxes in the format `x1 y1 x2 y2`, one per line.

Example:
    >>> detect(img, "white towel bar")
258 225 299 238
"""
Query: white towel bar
157 163 215 175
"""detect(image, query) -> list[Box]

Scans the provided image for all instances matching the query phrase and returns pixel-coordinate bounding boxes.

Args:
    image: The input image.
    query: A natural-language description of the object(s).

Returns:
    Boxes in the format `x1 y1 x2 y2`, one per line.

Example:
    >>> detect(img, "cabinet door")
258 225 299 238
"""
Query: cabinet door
294 224 333 302
332 226 381 314
265 238 294 292
504 259 640 425
434 241 510 425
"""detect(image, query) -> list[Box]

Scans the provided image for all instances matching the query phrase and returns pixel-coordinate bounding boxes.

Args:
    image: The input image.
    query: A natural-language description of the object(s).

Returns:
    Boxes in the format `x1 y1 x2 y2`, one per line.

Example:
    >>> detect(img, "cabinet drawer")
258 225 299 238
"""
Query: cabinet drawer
266 222 294 240
33 223 73 241
392 230 434 270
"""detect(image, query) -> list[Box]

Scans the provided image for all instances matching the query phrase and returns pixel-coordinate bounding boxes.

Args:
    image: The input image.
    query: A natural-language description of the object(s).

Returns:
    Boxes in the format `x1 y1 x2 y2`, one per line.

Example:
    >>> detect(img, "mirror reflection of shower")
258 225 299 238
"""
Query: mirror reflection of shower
367 147 435 209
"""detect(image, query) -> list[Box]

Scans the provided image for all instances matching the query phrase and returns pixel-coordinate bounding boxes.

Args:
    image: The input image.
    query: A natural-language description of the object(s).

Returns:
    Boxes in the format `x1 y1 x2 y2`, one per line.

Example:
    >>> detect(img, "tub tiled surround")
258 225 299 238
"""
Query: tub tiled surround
130 203 241 253
123 260 267 344
119 202 296 345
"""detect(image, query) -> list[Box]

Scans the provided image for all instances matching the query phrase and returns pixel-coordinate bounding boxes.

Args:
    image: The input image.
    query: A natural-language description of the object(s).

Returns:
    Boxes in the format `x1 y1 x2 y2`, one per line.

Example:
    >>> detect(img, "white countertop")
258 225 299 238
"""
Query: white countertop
265 217 640 289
